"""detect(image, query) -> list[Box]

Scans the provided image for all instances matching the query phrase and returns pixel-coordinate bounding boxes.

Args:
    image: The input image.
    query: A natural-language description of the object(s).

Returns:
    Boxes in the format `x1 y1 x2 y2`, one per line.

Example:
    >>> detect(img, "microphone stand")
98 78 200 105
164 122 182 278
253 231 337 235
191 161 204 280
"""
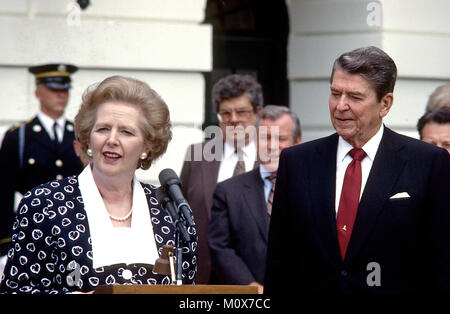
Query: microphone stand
175 227 183 285
157 191 191 285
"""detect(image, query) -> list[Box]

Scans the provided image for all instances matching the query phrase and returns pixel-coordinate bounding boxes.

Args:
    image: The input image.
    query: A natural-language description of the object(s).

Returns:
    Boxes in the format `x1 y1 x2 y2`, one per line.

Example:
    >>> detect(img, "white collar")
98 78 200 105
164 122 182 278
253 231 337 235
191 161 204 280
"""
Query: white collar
78 165 158 268
37 111 66 130
337 124 384 165
259 164 275 179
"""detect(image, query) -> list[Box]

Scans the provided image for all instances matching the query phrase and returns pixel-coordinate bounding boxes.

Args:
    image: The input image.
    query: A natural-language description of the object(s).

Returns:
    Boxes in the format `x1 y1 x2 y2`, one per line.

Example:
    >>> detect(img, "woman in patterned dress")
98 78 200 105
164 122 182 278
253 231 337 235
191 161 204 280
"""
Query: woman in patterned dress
0 76 197 293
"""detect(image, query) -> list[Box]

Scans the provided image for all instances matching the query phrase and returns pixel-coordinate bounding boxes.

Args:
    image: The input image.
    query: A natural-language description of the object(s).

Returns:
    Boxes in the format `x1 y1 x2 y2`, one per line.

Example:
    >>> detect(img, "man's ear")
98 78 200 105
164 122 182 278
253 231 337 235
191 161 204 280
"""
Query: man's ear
295 135 302 145
380 92 393 118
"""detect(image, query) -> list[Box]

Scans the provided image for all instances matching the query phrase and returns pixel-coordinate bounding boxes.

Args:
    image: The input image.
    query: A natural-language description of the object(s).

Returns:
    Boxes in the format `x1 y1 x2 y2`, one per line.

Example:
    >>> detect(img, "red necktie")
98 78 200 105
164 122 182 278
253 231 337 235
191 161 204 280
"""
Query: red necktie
336 148 366 260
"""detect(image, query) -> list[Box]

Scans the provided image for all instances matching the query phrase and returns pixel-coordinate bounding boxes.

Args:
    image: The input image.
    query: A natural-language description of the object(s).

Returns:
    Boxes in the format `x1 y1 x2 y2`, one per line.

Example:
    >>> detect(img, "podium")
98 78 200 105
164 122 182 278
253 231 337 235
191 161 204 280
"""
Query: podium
94 284 258 294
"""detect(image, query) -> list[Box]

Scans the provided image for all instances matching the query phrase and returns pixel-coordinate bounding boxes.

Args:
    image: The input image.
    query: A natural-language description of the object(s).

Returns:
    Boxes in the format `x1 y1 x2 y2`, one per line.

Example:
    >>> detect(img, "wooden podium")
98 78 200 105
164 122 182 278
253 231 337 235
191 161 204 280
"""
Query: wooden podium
94 284 258 294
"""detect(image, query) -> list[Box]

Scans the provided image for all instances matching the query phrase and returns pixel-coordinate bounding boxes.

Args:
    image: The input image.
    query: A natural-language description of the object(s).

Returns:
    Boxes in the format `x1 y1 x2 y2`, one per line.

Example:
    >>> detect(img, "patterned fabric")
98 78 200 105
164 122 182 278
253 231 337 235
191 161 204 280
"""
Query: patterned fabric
266 174 277 217
232 148 245 177
0 117 83 256
0 176 197 294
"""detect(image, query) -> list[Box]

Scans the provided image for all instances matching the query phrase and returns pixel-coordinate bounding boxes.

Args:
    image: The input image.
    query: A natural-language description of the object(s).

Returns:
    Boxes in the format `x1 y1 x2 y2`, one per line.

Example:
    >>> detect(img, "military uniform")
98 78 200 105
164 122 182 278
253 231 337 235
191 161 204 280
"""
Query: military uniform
0 63 83 256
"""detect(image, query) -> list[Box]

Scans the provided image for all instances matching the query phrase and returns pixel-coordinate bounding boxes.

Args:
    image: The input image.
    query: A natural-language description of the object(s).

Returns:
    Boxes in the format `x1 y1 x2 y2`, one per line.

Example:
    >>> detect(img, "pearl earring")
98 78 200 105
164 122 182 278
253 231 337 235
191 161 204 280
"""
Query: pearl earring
140 152 148 160
86 148 93 157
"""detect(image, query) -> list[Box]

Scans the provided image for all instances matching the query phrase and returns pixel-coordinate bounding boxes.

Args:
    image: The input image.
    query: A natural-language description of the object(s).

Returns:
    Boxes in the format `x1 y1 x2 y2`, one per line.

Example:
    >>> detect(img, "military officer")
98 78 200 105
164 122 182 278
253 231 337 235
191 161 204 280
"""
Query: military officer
0 63 84 259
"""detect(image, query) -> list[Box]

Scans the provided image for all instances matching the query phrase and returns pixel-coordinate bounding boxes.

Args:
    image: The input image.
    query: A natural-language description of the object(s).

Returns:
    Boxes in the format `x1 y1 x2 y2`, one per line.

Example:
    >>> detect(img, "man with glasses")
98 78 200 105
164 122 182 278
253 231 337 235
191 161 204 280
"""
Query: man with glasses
0 63 84 272
208 105 301 293
180 74 263 284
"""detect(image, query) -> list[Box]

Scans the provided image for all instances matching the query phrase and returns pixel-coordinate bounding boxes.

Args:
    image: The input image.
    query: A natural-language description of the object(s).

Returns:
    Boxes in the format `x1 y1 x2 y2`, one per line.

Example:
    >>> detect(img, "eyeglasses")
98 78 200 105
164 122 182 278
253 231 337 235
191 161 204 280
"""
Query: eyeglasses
217 107 254 123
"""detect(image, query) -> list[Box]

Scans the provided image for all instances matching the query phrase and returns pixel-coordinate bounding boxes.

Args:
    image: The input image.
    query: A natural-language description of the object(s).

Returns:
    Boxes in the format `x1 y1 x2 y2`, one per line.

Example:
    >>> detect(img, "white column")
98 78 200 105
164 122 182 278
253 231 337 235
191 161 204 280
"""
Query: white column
0 0 211 184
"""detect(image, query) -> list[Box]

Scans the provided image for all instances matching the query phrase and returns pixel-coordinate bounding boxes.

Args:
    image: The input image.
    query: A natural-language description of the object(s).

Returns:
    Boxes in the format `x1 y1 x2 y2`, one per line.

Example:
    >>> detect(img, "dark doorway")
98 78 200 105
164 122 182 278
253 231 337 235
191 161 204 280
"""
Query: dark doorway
203 0 290 129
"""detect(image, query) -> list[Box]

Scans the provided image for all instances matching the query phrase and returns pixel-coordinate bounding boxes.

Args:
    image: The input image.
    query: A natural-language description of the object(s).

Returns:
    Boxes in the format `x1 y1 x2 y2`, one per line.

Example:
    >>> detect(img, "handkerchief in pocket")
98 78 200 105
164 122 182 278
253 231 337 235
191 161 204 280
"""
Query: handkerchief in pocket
390 192 410 199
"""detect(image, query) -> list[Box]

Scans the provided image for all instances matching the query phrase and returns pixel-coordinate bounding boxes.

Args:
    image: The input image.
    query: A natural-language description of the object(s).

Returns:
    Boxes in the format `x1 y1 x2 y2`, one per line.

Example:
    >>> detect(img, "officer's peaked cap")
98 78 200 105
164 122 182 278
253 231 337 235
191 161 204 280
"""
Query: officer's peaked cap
29 63 78 90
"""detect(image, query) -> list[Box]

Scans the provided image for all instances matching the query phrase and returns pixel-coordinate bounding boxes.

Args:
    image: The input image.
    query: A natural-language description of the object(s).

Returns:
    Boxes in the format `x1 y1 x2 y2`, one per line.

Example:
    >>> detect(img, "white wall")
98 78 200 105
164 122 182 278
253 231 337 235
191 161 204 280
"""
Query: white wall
2 0 449 183
287 0 450 142
0 0 211 185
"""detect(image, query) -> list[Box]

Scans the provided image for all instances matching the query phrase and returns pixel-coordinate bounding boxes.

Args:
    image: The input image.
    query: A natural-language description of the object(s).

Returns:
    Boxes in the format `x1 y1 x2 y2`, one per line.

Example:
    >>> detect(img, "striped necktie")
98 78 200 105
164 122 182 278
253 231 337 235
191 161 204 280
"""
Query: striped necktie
266 173 277 218
233 148 245 176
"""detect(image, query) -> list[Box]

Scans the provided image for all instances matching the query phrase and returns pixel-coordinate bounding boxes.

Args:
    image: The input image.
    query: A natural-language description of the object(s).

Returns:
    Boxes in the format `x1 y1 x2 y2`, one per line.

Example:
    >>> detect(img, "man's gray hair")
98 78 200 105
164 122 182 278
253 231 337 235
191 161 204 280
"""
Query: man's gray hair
255 105 301 140
331 46 397 101
426 83 450 113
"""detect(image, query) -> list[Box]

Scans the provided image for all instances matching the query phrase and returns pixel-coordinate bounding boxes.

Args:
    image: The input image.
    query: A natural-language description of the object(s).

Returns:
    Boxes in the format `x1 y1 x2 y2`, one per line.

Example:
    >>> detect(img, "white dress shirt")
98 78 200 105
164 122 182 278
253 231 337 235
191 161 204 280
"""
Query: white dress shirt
217 140 257 183
78 165 159 268
37 111 66 142
335 125 384 215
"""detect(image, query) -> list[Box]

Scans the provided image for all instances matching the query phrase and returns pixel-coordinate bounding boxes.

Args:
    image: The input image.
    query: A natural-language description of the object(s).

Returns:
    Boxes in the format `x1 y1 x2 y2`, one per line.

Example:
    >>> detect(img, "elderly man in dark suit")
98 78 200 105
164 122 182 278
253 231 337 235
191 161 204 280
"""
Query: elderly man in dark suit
0 63 83 261
208 105 301 293
265 46 450 295
180 74 263 284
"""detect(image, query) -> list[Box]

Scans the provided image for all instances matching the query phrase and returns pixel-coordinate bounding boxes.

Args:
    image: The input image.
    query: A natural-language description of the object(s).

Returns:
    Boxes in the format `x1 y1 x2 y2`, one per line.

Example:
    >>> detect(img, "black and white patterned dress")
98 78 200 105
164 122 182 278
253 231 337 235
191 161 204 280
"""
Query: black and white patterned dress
0 175 197 293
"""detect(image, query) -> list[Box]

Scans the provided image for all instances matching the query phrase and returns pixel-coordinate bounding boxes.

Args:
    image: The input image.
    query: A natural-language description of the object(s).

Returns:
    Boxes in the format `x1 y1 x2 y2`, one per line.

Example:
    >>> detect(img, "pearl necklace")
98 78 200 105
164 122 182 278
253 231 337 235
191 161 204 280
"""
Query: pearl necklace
109 209 133 222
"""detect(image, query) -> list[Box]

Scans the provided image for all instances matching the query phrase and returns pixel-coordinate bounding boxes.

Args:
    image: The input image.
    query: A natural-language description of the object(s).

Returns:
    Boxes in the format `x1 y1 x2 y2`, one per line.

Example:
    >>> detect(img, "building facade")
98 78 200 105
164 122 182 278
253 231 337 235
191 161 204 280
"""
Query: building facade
0 0 449 186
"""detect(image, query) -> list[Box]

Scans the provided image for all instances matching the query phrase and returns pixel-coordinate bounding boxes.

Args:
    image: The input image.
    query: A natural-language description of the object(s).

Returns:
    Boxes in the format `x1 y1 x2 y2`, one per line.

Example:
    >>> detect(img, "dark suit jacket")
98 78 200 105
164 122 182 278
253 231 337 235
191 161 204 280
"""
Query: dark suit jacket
180 140 258 284
208 167 269 285
0 116 83 255
180 141 220 284
265 127 450 295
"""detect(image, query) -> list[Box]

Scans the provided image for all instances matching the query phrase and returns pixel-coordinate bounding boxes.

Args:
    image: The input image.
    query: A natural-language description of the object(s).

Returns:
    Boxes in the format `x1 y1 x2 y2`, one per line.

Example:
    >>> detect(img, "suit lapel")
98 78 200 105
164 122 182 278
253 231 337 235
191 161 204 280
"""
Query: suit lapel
198 140 258 221
243 168 269 243
309 133 342 266
201 158 220 220
344 127 407 264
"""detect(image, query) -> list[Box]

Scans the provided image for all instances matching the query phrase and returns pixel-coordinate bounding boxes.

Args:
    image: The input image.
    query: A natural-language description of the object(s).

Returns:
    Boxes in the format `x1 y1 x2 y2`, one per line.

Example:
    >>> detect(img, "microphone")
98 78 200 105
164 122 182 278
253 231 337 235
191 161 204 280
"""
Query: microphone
155 187 191 242
155 187 180 222
159 168 195 228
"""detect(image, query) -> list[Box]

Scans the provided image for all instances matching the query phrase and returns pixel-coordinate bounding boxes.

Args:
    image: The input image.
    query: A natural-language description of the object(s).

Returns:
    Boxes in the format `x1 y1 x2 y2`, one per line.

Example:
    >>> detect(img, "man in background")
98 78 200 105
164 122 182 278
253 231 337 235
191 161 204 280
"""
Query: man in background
417 106 450 153
0 63 84 266
180 74 263 284
208 105 301 293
